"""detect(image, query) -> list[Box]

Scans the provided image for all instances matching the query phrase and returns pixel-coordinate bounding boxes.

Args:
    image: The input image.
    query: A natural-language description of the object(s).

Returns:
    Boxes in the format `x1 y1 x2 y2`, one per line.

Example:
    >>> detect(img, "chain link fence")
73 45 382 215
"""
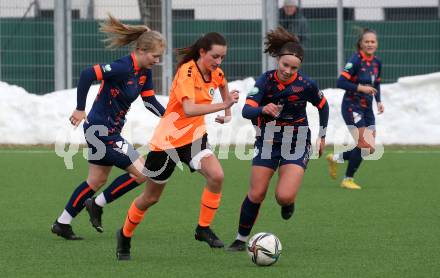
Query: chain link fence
0 0 439 94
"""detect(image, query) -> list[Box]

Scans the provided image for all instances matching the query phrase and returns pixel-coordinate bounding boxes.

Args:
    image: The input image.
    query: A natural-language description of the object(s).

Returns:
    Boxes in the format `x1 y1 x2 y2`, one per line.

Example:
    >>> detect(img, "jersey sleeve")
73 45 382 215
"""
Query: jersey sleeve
93 60 129 81
242 74 267 119
305 81 326 109
374 59 382 102
339 54 360 81
140 70 155 97
306 80 329 137
245 74 267 108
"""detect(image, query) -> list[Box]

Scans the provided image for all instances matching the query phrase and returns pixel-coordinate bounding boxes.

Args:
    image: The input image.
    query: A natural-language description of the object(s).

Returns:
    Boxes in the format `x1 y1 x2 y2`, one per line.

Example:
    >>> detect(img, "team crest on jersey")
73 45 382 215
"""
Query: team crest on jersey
344 62 353 71
209 87 215 96
247 87 259 96
102 64 112 72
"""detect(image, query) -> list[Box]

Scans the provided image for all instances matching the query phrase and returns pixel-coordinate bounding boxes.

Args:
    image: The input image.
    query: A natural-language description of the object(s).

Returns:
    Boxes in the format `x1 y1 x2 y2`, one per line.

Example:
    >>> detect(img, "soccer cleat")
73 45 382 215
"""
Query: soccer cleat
226 239 246 252
85 198 104 233
326 153 338 180
340 178 361 190
194 225 224 248
51 220 83 240
281 203 295 220
116 229 131 260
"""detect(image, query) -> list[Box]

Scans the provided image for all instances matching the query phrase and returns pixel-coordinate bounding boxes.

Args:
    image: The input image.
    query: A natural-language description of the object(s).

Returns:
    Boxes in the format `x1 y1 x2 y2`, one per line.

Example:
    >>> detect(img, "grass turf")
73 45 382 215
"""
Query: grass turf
0 146 439 277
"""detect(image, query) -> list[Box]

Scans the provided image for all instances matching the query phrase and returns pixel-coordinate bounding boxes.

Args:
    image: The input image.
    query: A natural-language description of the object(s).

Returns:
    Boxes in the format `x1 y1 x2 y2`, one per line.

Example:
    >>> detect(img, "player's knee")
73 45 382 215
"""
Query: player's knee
87 177 107 190
207 170 224 187
248 191 266 204
275 194 295 206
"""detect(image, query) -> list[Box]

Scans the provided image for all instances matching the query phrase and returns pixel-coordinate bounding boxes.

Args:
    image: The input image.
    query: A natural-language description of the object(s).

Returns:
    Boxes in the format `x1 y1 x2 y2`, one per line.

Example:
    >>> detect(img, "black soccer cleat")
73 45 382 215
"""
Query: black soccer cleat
281 203 295 220
85 197 104 233
194 225 224 248
226 239 246 252
116 228 131 261
51 220 83 240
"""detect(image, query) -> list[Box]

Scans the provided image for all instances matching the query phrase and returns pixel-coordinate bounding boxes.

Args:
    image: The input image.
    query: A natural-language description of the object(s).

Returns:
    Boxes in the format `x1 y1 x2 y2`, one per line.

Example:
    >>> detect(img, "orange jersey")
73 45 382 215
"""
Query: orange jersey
149 60 226 151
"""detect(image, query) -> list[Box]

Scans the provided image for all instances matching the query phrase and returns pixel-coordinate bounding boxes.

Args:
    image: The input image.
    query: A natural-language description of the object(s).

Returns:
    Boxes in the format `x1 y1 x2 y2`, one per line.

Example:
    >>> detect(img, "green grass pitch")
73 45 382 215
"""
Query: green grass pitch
0 146 439 277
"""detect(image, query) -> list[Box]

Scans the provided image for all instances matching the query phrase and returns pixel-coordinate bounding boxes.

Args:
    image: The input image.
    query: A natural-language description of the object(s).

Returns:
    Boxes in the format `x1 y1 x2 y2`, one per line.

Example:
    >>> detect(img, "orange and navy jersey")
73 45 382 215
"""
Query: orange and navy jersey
337 50 382 107
149 59 226 151
80 52 156 138
243 70 328 142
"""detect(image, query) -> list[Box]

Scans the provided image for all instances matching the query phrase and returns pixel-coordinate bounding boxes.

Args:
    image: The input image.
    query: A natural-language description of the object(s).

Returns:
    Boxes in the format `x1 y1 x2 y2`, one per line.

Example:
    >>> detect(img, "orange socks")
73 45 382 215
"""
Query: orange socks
122 201 146 237
198 187 222 227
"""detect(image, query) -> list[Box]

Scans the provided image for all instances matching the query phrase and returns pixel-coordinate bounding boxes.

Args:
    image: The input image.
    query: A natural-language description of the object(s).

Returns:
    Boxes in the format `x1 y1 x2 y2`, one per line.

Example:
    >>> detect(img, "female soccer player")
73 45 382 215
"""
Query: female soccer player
227 27 329 251
51 15 166 240
327 28 384 190
115 32 239 260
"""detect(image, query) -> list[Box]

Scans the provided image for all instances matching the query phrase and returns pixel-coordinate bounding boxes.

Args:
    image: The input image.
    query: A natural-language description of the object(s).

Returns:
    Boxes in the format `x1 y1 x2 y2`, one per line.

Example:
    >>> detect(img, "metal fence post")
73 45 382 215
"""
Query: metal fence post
336 0 344 74
162 0 172 95
54 0 71 91
262 0 278 73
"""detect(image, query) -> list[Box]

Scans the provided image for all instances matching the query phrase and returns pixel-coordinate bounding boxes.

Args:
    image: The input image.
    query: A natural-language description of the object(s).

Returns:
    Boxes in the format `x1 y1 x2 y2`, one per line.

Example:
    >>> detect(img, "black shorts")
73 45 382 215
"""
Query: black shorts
144 134 212 183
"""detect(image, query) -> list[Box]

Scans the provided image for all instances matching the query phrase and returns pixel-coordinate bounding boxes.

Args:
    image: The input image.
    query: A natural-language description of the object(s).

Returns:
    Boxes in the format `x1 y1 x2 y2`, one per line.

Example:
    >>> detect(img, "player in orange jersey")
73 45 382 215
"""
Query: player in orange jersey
115 32 239 260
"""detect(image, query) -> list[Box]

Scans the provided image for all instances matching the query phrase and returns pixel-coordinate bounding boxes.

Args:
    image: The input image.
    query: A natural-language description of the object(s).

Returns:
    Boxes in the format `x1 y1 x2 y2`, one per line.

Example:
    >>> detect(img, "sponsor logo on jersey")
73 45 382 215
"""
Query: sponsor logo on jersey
344 62 353 71
209 87 215 96
102 64 112 72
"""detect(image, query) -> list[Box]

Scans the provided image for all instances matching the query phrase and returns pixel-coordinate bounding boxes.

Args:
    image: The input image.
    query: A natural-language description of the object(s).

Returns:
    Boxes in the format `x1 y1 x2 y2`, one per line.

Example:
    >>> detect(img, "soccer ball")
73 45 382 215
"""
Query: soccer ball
247 232 282 266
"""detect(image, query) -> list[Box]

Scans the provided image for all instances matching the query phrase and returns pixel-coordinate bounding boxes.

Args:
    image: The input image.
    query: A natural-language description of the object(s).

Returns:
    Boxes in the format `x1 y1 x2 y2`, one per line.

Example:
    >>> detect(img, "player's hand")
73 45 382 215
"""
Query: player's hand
316 137 326 158
215 115 231 124
69 109 88 127
357 85 377 96
262 103 283 117
225 90 239 108
377 102 384 114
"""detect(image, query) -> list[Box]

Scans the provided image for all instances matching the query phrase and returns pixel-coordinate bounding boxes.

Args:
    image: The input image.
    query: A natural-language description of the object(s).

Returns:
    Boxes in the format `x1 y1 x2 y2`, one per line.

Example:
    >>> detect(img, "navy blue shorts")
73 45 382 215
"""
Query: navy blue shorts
85 135 140 170
341 101 375 130
252 139 312 170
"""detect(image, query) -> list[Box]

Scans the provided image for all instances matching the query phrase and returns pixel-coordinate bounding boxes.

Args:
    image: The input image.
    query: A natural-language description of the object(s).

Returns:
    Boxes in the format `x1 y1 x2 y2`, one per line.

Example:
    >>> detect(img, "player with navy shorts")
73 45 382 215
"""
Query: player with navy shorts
227 27 329 251
327 28 385 190
51 15 166 240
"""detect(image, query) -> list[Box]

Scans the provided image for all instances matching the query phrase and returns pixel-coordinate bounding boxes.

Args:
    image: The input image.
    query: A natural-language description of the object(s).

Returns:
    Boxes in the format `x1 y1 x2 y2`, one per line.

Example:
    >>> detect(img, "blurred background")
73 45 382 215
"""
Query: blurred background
0 0 439 95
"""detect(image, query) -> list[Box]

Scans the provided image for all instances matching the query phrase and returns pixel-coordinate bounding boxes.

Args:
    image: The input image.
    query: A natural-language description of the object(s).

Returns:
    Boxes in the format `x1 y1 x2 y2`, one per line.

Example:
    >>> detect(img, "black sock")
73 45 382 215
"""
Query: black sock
102 173 140 204
238 196 261 237
65 181 95 217
345 147 363 177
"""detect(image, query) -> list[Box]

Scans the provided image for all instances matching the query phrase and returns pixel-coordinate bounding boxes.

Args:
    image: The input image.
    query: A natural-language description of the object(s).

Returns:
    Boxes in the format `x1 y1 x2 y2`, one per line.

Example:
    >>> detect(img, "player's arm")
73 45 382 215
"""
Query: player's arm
182 97 237 117
242 76 281 119
307 82 329 157
140 70 165 117
178 77 238 117
70 66 98 126
216 82 236 123
375 61 384 114
337 56 376 96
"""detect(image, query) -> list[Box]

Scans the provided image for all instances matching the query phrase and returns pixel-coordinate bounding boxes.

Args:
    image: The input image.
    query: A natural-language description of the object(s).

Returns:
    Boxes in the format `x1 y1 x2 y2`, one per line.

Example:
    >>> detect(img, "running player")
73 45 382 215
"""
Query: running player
327 28 384 189
227 27 329 251
115 32 239 260
51 15 166 240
